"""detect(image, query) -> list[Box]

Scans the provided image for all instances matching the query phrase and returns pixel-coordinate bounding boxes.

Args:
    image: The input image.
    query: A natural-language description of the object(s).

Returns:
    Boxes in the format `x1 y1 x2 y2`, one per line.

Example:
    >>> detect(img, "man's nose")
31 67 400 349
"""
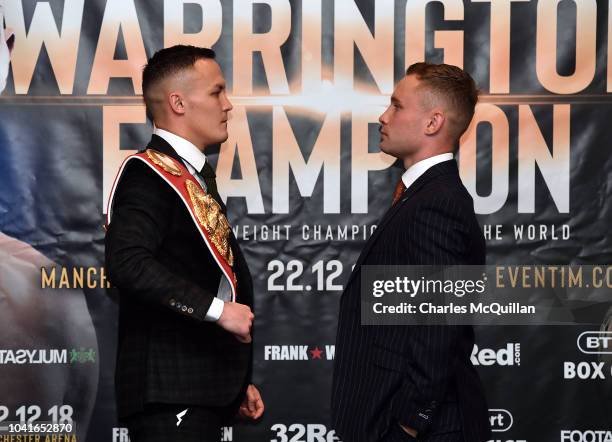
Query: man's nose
379 110 388 125
223 92 233 112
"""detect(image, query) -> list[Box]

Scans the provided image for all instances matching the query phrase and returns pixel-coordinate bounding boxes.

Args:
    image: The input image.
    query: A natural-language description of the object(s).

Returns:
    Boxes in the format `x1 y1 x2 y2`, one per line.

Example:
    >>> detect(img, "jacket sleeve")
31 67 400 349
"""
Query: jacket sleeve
390 193 473 434
104 160 216 321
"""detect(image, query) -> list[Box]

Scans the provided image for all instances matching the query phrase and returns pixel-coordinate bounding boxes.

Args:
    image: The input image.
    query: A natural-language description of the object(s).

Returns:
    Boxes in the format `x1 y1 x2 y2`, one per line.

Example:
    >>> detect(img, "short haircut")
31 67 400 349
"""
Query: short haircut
142 45 216 121
406 62 479 145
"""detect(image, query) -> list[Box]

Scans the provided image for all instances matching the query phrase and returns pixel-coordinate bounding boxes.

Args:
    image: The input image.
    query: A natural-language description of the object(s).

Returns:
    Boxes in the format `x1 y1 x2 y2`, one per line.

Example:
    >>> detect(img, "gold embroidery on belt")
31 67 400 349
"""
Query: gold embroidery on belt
185 179 234 266
146 149 183 176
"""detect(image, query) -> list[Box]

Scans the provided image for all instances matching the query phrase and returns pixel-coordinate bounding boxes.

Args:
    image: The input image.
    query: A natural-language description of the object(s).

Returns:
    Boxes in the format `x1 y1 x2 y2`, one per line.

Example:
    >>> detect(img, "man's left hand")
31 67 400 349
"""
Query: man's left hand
238 384 264 420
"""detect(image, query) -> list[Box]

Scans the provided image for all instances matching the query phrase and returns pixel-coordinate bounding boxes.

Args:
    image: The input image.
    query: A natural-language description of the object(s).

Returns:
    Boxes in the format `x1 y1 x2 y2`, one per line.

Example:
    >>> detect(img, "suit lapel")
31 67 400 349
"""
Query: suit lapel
346 160 458 287
145 134 182 162
146 134 228 213
144 134 243 292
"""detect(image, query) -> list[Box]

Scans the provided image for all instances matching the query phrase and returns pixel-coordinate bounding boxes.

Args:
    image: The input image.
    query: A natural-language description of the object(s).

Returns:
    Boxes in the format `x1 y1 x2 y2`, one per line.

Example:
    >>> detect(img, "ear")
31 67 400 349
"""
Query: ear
168 92 186 115
425 109 445 136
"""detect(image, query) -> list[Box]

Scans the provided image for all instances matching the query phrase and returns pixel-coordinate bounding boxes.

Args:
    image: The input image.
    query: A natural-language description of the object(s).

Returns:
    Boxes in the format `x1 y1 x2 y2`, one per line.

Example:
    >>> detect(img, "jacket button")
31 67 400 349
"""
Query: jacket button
187 308 194 314
176 303 182 309
181 306 187 312
169 299 176 307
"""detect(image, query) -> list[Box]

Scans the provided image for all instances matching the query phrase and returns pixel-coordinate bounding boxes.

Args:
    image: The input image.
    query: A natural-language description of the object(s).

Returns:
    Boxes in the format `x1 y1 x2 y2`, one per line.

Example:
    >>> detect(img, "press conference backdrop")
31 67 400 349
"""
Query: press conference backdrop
0 1 611 441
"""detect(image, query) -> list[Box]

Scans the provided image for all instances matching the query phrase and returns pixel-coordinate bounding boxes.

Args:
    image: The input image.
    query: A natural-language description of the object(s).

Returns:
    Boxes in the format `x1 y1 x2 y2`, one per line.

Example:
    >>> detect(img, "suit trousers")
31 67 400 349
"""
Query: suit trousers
123 398 242 442
380 424 464 442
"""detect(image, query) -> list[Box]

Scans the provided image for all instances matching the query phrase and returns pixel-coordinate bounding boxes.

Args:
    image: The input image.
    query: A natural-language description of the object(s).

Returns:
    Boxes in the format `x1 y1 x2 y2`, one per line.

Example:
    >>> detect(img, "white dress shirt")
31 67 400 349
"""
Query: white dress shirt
154 128 227 322
401 152 455 191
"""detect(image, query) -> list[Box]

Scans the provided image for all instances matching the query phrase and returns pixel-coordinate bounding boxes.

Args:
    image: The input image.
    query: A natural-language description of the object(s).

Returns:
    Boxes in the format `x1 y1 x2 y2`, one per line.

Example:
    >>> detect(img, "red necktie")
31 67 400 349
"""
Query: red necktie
391 179 407 206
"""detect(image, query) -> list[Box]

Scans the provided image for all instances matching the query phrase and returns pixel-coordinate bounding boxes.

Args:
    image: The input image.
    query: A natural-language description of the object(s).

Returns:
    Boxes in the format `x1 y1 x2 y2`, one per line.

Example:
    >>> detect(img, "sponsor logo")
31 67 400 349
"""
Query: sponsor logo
577 332 612 355
563 362 609 379
489 409 513 432
0 348 96 365
561 430 612 442
0 349 67 364
270 424 340 441
112 426 232 441
487 440 527 442
472 344 521 366
69 347 96 363
176 408 188 427
564 331 612 380
264 345 335 361
221 427 233 442
112 428 129 442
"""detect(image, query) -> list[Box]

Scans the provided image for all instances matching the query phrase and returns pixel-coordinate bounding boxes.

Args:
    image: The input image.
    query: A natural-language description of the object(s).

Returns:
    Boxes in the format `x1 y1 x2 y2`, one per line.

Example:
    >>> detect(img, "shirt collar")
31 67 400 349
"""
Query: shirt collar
401 152 454 190
153 128 206 172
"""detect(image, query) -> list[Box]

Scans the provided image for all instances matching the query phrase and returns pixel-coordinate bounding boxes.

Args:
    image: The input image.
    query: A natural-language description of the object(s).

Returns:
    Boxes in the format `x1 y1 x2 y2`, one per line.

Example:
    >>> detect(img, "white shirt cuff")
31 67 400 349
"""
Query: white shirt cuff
204 297 224 321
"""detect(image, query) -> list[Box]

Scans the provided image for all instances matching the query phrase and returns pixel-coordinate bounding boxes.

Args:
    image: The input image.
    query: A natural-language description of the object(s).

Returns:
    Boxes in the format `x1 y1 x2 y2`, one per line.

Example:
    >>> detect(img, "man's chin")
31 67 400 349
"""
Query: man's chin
379 143 394 157
213 132 229 144
380 145 403 163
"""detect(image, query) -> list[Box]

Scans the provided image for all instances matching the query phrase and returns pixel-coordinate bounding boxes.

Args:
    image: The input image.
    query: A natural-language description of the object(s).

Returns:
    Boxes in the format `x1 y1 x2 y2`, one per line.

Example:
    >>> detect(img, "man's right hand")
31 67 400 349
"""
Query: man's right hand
217 302 254 343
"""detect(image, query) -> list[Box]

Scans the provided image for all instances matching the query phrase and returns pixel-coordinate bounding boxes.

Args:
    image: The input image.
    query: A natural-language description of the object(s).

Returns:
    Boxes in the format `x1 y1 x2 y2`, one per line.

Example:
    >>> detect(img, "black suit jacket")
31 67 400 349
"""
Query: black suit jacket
331 160 490 442
105 135 253 418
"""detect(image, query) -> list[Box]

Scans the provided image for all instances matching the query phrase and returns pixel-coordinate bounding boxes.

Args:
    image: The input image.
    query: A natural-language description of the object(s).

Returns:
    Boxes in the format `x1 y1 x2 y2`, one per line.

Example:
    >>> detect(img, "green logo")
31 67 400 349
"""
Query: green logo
69 348 96 363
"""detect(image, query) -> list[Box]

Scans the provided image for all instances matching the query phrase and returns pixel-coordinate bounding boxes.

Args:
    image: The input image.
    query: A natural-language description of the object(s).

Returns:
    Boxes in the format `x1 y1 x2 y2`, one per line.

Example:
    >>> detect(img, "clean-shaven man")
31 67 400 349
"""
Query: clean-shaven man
105 45 263 441
332 63 490 442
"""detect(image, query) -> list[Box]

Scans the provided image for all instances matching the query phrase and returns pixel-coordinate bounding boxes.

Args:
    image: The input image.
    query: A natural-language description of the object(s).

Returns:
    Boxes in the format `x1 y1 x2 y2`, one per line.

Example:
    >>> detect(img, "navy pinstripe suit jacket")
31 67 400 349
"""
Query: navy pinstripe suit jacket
332 160 490 442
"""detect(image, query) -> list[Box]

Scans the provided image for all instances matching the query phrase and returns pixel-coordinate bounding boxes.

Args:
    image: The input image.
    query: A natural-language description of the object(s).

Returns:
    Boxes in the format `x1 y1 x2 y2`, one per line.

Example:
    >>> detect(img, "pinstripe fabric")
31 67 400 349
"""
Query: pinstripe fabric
380 423 462 442
332 160 490 442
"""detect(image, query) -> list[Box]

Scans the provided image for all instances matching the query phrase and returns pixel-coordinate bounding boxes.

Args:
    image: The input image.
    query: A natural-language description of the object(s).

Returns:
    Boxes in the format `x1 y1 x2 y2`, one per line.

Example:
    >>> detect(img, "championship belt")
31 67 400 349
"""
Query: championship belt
106 149 237 302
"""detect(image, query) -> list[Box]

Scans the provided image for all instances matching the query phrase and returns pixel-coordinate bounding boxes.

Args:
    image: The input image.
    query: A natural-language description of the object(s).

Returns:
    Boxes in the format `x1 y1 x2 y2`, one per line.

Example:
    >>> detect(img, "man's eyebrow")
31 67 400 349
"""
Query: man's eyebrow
390 96 401 104
211 82 226 90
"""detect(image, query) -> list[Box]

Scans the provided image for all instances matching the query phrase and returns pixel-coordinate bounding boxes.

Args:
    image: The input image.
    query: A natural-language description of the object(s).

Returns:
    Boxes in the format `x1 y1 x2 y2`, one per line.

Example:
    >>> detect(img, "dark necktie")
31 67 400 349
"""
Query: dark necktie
198 162 223 206
198 162 234 278
391 178 407 206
